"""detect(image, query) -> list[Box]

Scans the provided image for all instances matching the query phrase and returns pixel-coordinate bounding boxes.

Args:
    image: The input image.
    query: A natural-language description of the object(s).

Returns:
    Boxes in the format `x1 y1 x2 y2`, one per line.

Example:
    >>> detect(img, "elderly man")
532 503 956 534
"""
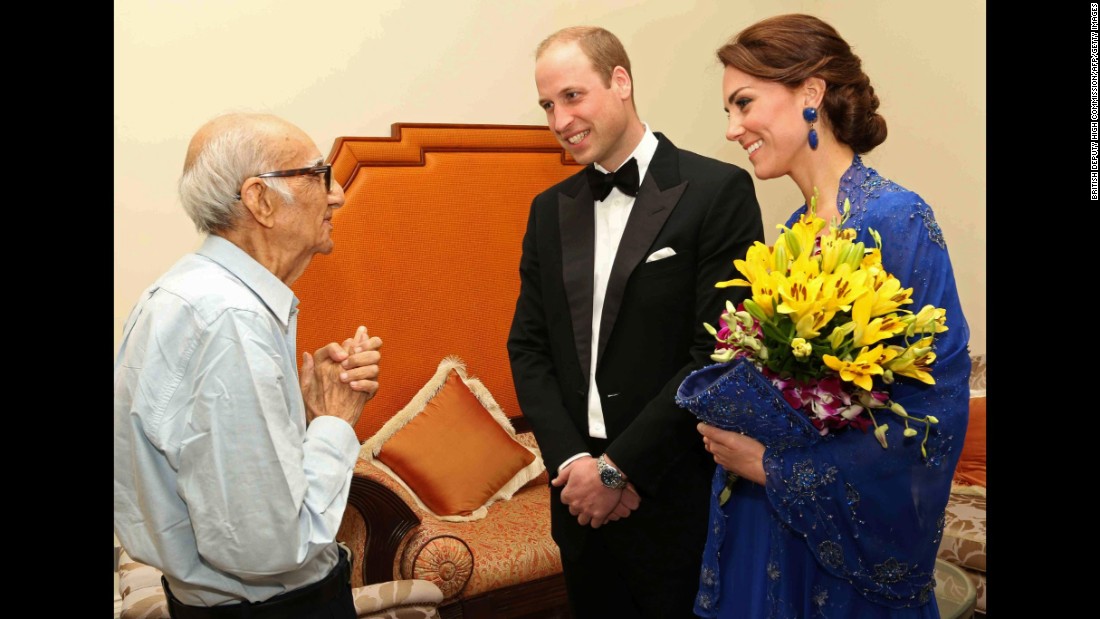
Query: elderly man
115 112 380 619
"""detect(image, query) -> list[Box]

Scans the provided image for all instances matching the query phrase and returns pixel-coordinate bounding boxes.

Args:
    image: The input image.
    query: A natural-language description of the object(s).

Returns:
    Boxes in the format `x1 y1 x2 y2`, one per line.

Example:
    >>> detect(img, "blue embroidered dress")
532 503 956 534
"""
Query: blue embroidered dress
691 156 971 618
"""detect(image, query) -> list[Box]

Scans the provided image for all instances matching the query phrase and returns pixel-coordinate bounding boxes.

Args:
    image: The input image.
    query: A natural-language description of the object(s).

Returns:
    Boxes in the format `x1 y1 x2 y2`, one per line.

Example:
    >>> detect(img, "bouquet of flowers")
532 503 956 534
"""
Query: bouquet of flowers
682 195 948 457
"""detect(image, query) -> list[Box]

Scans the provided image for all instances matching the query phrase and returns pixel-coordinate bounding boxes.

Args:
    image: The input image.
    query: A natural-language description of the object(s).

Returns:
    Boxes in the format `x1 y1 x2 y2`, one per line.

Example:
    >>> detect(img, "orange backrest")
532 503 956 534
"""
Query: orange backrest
293 124 581 441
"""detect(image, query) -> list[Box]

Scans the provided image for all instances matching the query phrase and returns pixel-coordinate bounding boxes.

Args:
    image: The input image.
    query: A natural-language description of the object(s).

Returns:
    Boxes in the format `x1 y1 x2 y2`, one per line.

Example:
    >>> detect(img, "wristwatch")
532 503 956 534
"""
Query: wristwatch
596 454 627 490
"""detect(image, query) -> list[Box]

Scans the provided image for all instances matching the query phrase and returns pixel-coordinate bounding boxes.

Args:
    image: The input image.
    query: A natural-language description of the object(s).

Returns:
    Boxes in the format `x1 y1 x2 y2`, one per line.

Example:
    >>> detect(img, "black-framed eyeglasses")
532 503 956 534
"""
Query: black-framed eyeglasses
234 164 332 200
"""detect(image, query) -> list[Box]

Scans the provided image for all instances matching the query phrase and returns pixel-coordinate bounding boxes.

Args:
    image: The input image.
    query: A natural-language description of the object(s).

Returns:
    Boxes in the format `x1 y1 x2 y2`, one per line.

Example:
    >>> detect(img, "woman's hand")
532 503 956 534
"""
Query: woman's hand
697 423 767 485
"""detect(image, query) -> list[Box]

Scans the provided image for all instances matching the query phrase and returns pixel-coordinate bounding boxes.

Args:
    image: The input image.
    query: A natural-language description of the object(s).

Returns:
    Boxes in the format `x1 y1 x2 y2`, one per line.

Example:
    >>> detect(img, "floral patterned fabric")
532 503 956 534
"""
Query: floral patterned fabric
932 559 977 618
938 490 986 573
337 504 370 588
118 549 168 619
937 488 986 613
935 354 986 614
116 548 444 619
968 355 985 392
352 581 445 619
355 454 563 603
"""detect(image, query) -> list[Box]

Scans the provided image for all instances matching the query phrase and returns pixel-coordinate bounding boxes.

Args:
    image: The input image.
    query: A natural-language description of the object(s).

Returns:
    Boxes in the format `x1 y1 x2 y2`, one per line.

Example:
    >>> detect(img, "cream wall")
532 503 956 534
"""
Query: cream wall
114 0 985 355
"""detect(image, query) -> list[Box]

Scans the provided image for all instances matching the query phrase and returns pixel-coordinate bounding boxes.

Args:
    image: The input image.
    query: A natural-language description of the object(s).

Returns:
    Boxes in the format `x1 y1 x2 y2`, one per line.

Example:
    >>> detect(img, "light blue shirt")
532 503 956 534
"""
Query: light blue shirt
114 235 361 606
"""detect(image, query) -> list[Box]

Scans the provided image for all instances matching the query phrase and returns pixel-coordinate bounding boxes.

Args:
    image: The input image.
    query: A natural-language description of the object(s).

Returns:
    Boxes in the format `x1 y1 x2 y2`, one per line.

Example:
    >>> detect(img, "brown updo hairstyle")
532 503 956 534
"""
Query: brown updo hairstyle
717 14 887 154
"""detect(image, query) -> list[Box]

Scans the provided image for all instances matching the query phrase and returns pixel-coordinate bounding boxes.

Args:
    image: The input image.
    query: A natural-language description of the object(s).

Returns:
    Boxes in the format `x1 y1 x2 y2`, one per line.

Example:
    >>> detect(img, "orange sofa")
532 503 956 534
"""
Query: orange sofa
293 124 582 618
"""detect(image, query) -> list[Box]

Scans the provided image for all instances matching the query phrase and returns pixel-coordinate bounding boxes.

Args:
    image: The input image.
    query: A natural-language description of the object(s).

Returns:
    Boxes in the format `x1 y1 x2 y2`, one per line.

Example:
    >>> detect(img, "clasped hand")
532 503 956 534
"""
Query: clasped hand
300 325 383 428
697 423 767 485
552 456 641 528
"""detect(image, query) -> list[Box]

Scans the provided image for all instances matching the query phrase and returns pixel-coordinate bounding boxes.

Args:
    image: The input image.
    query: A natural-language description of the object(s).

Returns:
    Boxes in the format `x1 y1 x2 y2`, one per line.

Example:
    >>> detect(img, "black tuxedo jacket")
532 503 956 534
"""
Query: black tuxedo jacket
507 133 764 566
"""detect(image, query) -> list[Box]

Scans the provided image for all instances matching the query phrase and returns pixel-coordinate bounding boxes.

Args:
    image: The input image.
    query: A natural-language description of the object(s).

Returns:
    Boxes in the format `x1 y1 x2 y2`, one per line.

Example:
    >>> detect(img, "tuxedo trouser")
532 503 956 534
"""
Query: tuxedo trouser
560 526 700 619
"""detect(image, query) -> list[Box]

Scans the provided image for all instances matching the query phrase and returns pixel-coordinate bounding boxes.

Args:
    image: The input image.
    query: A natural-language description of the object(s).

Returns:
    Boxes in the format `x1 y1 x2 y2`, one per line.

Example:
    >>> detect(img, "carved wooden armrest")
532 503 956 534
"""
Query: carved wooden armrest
346 427 552 605
344 467 422 585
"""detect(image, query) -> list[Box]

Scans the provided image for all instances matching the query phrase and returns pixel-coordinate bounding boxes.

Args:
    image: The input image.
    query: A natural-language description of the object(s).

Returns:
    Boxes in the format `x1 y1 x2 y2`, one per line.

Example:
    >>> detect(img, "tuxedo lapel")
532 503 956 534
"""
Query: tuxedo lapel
596 172 686 367
559 185 596 379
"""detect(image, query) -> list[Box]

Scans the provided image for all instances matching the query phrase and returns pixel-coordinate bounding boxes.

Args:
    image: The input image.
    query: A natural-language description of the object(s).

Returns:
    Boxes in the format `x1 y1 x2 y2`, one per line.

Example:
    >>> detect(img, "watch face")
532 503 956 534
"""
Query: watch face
599 463 624 488
599 468 616 486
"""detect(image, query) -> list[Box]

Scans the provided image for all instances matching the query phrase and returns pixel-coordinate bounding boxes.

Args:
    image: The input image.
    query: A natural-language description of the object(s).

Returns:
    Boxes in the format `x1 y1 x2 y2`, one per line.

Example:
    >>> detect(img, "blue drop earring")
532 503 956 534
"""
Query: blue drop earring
803 107 819 150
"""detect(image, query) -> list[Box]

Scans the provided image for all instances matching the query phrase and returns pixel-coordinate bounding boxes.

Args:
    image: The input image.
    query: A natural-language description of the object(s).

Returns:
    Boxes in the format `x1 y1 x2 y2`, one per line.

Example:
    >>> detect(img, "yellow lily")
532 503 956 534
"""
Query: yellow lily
720 242 774 288
866 275 914 317
884 337 938 385
851 294 909 347
777 212 824 261
772 241 790 273
819 264 869 314
836 240 867 272
793 308 836 340
823 344 899 391
827 322 856 350
861 246 883 272
740 271 784 319
905 305 949 337
775 254 824 321
818 230 853 275
790 337 813 359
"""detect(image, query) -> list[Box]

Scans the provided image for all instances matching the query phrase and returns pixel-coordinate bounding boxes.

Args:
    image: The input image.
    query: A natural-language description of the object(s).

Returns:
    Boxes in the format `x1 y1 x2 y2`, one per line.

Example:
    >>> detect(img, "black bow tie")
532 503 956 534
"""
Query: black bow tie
585 157 640 201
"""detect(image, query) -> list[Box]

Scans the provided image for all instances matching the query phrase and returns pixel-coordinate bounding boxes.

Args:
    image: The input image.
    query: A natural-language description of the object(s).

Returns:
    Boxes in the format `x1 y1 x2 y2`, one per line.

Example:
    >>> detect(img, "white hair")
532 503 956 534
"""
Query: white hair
178 114 295 234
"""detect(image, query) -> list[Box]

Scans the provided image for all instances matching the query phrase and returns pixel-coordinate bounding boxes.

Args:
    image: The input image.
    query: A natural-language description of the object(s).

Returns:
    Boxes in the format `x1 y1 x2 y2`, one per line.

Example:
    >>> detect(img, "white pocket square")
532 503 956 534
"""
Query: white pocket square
646 247 677 263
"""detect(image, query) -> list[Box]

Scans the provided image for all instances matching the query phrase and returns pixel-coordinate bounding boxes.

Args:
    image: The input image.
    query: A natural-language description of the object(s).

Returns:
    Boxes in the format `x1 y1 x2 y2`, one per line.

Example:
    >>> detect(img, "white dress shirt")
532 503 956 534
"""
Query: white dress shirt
114 235 361 605
558 126 659 473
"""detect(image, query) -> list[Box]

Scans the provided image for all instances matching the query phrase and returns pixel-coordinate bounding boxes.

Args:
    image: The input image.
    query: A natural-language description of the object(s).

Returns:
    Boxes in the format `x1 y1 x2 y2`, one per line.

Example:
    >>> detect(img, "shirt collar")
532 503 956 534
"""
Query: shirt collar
196 235 299 328
593 123 659 183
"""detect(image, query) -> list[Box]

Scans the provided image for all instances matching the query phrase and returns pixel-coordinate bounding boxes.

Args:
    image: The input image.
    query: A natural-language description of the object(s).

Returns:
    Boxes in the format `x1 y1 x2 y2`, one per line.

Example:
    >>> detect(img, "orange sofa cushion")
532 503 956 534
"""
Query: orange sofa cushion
953 396 986 487
363 357 544 520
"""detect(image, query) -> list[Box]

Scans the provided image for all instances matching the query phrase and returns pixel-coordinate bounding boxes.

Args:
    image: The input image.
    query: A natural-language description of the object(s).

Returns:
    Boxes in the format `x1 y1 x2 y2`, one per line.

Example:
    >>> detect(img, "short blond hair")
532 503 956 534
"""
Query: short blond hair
536 26 633 91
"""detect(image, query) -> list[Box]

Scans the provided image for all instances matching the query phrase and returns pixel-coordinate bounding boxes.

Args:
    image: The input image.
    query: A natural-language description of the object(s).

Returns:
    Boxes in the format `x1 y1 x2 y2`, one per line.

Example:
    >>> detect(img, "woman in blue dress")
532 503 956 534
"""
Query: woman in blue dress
691 14 971 618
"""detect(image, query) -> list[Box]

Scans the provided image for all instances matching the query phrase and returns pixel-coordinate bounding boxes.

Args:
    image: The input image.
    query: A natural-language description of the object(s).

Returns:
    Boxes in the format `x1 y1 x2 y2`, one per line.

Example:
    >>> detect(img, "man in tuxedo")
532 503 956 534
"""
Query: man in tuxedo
508 26 764 618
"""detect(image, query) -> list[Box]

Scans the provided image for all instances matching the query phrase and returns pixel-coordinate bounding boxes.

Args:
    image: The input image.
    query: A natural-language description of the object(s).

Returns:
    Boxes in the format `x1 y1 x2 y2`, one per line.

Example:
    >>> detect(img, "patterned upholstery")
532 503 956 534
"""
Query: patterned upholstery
939 488 986 612
969 353 986 391
351 581 445 619
118 549 168 619
939 490 986 574
354 432 562 605
116 549 444 619
937 353 986 615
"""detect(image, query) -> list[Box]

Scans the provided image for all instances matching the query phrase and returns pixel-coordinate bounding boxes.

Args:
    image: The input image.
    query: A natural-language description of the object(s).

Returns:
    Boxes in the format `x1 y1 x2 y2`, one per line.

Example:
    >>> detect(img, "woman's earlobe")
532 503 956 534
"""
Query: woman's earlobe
803 77 827 107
